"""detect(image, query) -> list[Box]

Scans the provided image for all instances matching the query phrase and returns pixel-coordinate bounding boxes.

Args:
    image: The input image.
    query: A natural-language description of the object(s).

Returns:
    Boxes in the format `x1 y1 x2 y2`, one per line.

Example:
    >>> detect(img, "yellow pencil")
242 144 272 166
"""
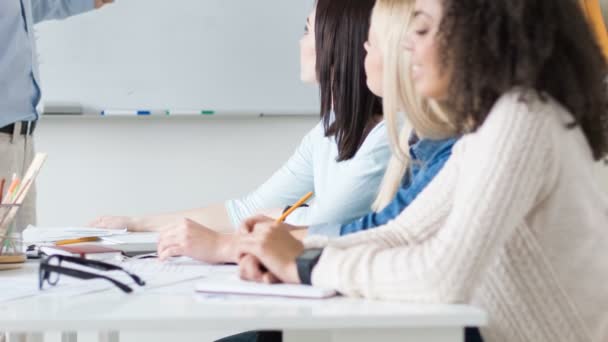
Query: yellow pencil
55 237 100 246
580 0 608 59
276 192 314 223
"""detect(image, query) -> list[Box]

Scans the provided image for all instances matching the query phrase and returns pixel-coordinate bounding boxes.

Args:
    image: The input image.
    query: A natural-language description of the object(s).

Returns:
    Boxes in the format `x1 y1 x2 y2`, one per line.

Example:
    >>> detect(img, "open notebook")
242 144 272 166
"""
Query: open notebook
196 274 337 299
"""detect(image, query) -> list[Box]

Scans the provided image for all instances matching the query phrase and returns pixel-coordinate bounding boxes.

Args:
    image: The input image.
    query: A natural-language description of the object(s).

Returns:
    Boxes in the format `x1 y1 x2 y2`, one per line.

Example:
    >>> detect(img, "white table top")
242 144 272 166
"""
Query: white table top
0 261 487 333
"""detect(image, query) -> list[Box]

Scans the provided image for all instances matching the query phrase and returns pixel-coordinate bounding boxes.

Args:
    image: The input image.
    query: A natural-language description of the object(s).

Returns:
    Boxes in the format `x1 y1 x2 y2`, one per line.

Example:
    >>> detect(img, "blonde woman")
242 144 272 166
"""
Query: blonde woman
308 0 461 238
237 0 608 341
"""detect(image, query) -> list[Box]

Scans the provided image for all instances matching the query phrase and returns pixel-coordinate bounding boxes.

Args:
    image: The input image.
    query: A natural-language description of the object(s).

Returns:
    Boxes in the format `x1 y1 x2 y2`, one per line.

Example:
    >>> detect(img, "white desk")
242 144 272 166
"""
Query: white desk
0 262 486 342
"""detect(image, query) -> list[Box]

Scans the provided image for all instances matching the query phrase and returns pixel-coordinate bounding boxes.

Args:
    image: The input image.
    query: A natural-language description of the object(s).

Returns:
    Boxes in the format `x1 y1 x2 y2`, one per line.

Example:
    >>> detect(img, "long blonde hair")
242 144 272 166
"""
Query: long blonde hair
371 0 460 211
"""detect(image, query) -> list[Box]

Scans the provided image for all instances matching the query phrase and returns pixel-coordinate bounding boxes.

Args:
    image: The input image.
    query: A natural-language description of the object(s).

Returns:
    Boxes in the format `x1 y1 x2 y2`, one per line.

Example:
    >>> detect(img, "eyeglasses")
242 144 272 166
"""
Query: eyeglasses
39 255 146 293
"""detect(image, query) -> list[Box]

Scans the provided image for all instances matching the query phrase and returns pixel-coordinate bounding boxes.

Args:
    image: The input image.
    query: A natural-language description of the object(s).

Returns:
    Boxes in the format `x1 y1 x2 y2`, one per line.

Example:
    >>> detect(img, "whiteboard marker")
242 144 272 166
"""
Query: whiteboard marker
165 110 216 116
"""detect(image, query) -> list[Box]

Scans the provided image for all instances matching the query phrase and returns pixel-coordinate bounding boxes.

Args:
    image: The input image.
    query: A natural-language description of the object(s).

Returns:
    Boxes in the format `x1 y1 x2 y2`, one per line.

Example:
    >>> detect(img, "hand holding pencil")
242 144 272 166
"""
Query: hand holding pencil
237 192 313 284
239 191 313 234
275 192 313 223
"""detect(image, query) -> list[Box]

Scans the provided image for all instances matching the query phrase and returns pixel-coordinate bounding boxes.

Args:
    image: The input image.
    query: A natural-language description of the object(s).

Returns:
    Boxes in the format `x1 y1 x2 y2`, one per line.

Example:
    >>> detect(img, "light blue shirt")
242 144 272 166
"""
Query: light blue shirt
226 120 391 228
0 0 95 128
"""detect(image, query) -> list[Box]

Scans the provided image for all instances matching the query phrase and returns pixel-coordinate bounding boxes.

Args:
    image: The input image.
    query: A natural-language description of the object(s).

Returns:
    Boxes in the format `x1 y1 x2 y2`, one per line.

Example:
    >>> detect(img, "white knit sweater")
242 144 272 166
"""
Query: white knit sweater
304 91 608 342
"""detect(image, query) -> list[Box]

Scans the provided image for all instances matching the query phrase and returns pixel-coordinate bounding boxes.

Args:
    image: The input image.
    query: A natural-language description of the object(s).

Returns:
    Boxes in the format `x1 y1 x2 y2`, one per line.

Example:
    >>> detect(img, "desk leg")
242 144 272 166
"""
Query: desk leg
61 332 76 342
6 333 24 342
5 333 21 342
284 328 463 342
6 333 43 342
283 331 331 342
98 331 119 342
5 333 39 342
25 334 43 342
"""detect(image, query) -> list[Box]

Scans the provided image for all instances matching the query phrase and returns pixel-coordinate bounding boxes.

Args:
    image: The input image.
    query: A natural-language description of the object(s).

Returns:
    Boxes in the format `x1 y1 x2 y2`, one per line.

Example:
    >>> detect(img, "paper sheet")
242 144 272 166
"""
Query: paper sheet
0 258 212 302
23 226 128 243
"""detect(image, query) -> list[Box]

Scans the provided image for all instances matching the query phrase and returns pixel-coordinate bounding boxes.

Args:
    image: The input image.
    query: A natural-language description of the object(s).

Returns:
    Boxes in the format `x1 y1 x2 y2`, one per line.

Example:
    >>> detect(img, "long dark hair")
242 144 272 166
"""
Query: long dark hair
316 0 383 162
438 0 608 161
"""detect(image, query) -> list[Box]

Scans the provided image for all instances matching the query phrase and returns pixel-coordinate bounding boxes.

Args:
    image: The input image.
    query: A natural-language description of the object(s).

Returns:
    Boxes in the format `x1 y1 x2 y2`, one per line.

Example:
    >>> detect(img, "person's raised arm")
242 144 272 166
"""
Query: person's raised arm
30 0 112 24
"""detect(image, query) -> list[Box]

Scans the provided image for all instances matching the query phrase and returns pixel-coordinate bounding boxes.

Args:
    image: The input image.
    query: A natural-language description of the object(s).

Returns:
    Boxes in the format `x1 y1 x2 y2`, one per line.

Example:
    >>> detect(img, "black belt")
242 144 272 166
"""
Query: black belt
0 121 37 136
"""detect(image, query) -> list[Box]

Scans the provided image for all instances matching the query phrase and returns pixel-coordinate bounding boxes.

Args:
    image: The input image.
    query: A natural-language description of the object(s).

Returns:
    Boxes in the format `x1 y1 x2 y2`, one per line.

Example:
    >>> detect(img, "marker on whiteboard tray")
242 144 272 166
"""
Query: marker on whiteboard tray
165 109 216 116
101 110 152 116
42 101 83 115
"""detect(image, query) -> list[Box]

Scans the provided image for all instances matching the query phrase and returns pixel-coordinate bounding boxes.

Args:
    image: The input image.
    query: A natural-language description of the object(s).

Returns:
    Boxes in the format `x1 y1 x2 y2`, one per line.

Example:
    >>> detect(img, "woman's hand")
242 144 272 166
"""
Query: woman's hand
237 215 304 284
157 218 236 263
238 254 281 284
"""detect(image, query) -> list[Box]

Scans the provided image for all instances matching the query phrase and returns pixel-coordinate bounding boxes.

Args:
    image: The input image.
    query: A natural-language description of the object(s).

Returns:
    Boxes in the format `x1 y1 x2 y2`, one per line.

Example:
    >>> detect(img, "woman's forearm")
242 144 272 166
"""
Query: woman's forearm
132 203 235 233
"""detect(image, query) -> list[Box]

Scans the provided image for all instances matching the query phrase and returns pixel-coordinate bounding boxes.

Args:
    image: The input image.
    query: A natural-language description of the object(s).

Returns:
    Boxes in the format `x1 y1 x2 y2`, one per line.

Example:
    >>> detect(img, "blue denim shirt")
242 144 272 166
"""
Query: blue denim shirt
308 134 458 237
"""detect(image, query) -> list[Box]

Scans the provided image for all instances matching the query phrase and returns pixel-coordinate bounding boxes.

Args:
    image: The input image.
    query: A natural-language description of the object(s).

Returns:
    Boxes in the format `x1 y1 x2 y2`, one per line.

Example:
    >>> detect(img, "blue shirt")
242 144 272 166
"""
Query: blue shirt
0 0 95 128
309 134 458 237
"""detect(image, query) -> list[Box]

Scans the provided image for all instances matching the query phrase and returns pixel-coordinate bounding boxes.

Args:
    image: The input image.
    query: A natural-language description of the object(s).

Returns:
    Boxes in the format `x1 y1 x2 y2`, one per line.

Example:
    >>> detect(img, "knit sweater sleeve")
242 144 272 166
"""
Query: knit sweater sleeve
310 92 559 302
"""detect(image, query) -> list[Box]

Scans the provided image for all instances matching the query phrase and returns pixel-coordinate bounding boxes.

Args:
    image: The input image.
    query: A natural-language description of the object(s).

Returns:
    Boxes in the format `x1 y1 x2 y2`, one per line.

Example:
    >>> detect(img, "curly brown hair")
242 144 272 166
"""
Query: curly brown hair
438 0 608 161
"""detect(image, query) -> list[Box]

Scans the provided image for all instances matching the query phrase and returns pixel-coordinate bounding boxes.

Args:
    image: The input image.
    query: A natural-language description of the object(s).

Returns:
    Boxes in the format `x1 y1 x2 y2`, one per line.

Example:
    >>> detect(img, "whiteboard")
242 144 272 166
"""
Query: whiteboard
35 0 319 115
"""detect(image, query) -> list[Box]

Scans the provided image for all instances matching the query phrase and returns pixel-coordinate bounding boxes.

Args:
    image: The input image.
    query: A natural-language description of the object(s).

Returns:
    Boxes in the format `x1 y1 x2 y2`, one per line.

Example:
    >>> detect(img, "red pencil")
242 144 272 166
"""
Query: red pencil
0 178 5 203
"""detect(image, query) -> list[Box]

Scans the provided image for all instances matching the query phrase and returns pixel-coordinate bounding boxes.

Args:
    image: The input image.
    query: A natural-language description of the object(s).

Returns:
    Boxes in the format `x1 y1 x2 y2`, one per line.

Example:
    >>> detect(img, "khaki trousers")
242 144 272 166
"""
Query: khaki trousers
0 123 36 232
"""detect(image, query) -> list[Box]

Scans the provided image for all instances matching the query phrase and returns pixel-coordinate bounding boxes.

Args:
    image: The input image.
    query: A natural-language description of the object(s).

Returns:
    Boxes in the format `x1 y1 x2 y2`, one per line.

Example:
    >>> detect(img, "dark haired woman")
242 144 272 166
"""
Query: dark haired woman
237 1 608 341
90 0 390 264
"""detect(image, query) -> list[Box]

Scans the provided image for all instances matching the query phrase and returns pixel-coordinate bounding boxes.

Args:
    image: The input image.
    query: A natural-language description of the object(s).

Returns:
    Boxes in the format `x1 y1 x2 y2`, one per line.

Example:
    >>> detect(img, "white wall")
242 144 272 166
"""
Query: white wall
35 116 317 226
595 162 608 193
35 116 608 227
31 0 608 227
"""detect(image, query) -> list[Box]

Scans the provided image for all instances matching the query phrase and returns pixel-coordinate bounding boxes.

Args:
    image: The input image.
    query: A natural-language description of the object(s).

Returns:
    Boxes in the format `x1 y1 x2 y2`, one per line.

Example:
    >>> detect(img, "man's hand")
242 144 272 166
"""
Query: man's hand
95 0 114 9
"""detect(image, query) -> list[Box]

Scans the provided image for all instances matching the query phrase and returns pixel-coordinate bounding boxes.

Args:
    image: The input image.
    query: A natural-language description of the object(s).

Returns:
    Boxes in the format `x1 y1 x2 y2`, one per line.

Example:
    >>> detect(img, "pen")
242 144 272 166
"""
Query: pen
276 192 314 223
55 237 100 246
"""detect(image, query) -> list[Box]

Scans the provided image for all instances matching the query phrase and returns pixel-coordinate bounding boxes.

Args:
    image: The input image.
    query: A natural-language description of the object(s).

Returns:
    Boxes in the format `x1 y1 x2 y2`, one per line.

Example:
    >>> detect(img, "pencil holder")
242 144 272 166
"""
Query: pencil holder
0 204 26 268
